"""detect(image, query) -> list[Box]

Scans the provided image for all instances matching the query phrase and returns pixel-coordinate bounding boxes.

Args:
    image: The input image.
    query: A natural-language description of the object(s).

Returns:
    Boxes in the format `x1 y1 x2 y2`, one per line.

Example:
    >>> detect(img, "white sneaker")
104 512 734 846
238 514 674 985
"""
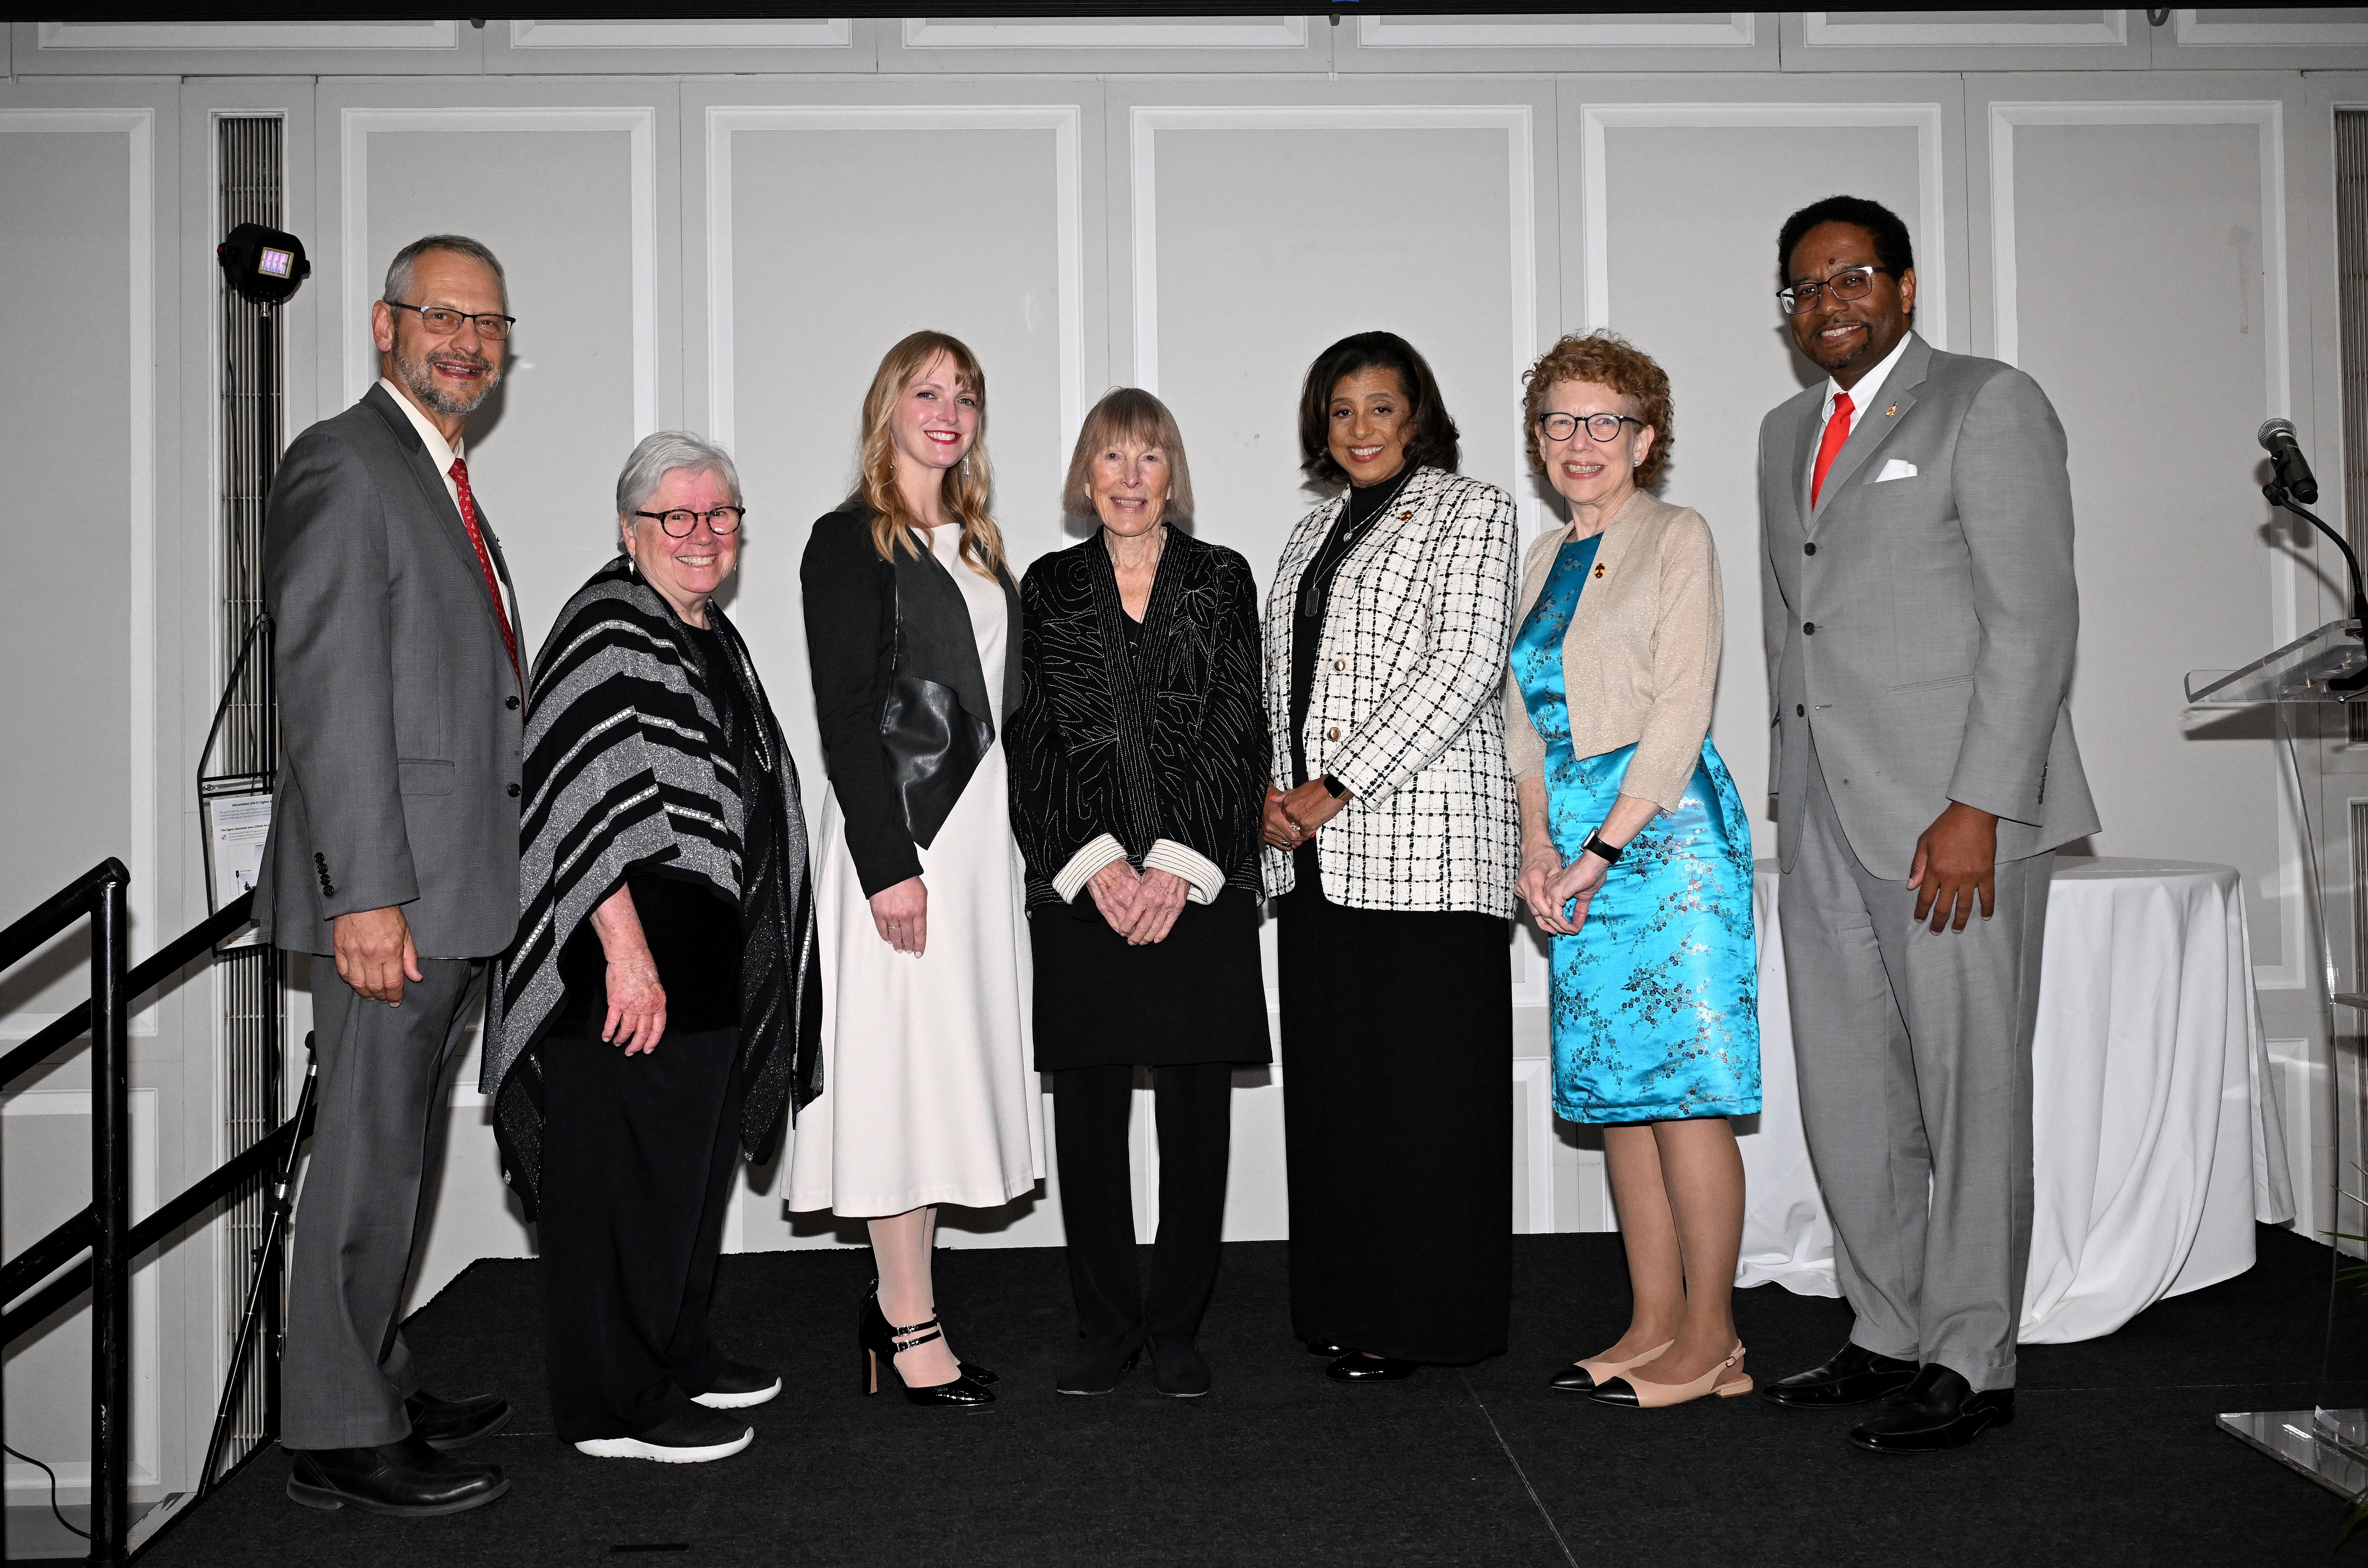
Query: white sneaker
691 1358 782 1410
574 1408 752 1463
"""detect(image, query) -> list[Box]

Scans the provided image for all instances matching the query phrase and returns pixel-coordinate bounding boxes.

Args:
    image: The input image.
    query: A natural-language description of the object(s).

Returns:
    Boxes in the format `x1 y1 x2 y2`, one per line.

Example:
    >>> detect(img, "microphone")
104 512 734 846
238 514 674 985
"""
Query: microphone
2259 418 2320 505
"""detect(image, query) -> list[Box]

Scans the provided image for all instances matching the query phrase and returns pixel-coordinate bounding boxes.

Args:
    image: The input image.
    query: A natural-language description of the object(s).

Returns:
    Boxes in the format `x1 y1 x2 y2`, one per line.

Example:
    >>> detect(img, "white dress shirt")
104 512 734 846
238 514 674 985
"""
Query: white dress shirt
379 376 466 513
1816 330 1917 443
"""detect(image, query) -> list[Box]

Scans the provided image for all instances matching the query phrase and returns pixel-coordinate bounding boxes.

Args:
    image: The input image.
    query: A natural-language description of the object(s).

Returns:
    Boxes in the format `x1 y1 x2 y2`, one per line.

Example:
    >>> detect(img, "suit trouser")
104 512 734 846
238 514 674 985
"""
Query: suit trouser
1779 734 2051 1392
283 955 483 1449
1051 1064 1233 1342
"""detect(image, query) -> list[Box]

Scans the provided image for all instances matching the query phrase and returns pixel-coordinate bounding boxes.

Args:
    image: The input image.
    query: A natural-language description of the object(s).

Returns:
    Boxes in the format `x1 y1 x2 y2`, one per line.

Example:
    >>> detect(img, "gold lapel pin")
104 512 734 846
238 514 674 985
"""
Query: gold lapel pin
1885 403 1898 418
1399 510 1414 520
1592 562 1607 579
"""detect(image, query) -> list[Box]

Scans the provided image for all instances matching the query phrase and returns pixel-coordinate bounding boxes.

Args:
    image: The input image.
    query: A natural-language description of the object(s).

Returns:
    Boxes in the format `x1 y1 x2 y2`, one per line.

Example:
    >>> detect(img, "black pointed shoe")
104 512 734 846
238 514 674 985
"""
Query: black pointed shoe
1149 1335 1212 1398
860 1289 995 1407
286 1435 508 1516
1056 1331 1146 1396
1759 1342 1920 1408
1305 1339 1350 1358
1326 1351 1419 1382
404 1389 510 1451
1847 1365 2014 1454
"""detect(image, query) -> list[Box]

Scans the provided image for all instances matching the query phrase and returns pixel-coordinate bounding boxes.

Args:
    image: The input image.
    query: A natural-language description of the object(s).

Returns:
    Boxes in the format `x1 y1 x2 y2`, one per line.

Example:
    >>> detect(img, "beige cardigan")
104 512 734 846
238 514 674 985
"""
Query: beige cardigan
1503 489 1723 812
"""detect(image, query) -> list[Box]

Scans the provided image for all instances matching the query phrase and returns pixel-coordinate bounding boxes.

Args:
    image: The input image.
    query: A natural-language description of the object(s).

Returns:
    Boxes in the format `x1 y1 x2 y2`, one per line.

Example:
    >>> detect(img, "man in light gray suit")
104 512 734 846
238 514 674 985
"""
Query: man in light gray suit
1755 197 2098 1454
256 235 524 1514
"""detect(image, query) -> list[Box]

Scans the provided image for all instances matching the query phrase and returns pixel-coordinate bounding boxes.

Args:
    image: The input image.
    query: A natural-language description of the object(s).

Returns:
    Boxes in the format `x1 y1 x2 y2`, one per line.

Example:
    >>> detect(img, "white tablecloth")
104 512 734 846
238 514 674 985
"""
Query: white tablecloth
1737 856 2296 1343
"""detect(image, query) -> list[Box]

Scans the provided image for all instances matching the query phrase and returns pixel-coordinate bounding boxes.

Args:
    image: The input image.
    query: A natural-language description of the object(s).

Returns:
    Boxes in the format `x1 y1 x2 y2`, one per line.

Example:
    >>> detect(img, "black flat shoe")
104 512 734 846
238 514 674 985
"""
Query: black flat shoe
1326 1352 1419 1382
1847 1365 2014 1454
286 1436 508 1516
859 1288 995 1407
1305 1340 1350 1358
404 1389 510 1451
1149 1335 1211 1398
1759 1341 1920 1408
1056 1331 1146 1396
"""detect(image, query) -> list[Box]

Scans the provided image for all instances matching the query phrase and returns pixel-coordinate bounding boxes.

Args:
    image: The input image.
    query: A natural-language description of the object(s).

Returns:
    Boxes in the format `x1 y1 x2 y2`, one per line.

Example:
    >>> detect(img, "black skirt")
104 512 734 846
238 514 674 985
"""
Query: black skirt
1279 880 1511 1364
1031 885 1272 1070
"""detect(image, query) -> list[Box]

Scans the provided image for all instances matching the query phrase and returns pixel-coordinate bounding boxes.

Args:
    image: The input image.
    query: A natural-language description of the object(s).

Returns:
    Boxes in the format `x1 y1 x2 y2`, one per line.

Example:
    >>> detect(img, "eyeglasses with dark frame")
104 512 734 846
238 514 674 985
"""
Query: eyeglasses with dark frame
635 506 746 538
1777 265 1894 316
1538 412 1646 444
384 300 519 340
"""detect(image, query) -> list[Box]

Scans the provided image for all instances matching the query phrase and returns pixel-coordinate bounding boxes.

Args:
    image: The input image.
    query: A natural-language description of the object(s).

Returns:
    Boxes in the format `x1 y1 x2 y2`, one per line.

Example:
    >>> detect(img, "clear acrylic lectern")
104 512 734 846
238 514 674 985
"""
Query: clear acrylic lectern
2189 619 2368 1497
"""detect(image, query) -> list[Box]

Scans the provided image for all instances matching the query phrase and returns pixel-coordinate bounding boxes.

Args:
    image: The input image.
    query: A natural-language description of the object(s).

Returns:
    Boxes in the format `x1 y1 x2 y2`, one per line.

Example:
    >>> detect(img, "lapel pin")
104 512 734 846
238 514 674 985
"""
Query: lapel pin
1399 510 1414 520
1885 403 1898 418
1592 562 1606 579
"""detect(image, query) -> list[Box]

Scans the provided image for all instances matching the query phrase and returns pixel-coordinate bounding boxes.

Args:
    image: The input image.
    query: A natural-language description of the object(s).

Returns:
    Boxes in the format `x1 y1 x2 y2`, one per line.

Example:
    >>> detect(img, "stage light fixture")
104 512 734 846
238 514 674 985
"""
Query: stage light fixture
217 221 310 305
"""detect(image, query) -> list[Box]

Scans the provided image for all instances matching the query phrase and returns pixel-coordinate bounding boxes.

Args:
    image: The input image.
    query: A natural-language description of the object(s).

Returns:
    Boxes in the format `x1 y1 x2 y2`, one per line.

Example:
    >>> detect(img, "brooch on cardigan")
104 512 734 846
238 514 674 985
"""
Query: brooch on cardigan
1592 561 1607 579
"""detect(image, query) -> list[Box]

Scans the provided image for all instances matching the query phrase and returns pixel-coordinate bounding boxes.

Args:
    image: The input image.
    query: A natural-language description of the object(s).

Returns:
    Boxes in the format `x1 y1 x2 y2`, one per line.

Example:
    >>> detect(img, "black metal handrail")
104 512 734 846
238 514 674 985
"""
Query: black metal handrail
0 865 307 1564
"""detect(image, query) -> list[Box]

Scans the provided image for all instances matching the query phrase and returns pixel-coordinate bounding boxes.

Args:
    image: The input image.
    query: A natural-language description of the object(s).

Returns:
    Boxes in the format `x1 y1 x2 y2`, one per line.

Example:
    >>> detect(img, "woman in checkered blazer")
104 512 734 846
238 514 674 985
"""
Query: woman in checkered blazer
1262 332 1522 1381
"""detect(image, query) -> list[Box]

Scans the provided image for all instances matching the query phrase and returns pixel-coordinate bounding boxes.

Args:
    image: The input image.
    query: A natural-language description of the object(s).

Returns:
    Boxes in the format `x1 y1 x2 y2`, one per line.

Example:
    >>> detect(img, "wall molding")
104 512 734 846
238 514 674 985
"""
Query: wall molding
1513 1057 1556 1233
2175 9 2368 47
1129 104 1539 490
1579 101 1948 353
36 20 458 52
0 109 157 1015
508 19 852 51
702 104 1085 472
1801 9 2127 49
901 16 1306 49
338 106 658 441
1357 12 1755 50
1989 98 2298 985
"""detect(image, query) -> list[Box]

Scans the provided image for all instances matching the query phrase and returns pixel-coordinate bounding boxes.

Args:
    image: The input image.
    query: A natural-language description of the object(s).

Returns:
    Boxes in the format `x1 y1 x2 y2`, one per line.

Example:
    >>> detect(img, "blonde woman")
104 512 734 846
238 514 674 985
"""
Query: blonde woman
788 331 1043 1406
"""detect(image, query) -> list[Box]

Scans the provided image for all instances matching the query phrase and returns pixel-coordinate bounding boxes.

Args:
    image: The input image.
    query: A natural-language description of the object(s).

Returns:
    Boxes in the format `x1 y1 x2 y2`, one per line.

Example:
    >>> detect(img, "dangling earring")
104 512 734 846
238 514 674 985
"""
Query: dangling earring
961 455 972 476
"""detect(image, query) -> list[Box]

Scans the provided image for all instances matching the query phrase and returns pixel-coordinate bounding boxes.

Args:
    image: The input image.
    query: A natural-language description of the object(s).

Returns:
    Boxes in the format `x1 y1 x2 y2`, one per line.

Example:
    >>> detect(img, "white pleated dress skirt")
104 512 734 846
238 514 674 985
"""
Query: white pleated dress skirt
785 524 1045 1217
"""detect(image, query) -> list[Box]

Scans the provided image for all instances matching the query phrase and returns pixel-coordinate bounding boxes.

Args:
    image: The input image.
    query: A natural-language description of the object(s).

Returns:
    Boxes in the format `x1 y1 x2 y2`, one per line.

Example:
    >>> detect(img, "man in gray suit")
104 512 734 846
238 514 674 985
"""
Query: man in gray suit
256 235 524 1514
1755 197 2098 1454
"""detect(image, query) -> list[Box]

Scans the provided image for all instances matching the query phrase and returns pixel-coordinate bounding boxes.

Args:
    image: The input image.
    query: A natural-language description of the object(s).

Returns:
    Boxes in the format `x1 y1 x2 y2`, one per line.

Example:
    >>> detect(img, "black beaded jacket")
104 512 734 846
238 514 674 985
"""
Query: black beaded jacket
1009 526 1269 909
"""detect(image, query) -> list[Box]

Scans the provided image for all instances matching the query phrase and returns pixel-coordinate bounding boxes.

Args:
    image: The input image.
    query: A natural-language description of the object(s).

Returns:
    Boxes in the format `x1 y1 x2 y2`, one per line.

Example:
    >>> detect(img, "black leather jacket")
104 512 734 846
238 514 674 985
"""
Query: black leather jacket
799 504 1022 896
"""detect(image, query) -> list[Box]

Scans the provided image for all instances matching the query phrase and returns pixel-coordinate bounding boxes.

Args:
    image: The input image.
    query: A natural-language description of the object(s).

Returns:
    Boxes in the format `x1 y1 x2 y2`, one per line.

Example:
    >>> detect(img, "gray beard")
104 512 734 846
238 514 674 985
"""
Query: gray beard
395 342 499 418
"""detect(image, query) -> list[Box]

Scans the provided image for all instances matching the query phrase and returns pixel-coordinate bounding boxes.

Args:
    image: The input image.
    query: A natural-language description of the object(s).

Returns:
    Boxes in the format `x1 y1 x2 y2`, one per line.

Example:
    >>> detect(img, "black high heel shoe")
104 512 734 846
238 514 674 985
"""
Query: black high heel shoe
859 1290 995 1407
864 1281 995 1384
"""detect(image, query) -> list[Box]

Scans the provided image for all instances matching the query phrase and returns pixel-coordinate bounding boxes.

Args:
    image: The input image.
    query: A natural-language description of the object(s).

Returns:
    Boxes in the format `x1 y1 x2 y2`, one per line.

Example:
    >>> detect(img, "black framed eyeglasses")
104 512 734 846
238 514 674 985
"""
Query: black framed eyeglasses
1777 265 1892 316
384 300 517 340
1539 412 1645 444
636 506 745 538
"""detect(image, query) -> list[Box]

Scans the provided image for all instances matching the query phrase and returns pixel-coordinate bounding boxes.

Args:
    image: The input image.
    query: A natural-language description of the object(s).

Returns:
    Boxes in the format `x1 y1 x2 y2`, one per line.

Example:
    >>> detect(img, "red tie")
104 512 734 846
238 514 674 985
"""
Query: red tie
447 457 520 687
1810 391 1854 509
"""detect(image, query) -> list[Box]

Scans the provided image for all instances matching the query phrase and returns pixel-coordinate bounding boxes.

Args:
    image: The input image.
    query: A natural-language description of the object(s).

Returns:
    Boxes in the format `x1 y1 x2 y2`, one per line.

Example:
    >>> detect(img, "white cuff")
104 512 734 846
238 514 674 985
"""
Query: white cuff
1144 839 1225 905
1052 833 1129 904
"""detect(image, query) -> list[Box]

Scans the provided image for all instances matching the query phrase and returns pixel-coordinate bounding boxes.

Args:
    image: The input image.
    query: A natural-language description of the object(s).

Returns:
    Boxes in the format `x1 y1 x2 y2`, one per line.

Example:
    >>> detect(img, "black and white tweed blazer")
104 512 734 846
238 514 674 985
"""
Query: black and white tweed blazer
1262 465 1520 916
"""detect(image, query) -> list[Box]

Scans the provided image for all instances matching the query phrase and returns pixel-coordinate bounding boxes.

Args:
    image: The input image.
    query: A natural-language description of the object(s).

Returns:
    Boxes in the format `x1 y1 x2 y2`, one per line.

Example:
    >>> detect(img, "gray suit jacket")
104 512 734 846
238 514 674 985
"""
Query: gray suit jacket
1759 334 2098 879
254 383 525 959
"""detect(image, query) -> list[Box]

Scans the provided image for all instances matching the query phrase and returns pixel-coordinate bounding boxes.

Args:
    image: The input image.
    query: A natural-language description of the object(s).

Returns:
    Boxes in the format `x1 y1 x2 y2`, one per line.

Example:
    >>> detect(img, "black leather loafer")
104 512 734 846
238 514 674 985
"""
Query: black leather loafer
1056 1331 1146 1395
1847 1365 2013 1454
286 1435 508 1516
404 1389 511 1451
1150 1335 1212 1398
1759 1342 1919 1408
1326 1352 1419 1382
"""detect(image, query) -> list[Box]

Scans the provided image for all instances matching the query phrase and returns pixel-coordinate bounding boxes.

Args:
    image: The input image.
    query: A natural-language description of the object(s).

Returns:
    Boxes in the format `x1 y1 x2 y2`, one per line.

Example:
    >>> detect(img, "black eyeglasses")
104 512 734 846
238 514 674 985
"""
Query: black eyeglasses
384 300 518 340
1777 265 1893 316
1539 412 1645 444
635 506 745 538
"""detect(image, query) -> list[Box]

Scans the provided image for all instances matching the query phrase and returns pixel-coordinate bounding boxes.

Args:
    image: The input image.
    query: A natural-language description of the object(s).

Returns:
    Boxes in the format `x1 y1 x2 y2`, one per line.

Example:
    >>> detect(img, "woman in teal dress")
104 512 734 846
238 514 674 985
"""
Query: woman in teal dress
1504 334 1760 1411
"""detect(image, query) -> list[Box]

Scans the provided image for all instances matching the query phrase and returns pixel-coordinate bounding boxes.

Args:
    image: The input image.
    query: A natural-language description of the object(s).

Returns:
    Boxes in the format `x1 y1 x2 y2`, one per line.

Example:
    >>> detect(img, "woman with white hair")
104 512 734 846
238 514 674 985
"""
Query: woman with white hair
487 431 824 1464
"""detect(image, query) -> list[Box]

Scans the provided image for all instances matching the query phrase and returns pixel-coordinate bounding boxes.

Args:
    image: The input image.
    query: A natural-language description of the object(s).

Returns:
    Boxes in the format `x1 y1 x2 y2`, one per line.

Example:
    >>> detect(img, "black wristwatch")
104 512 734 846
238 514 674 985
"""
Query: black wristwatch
1582 831 1625 865
1321 774 1353 800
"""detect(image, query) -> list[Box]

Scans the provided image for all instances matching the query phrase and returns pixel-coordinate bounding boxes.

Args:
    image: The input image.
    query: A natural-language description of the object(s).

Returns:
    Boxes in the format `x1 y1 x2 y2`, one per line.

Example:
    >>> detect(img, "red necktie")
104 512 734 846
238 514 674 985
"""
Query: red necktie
447 457 520 687
1809 392 1854 509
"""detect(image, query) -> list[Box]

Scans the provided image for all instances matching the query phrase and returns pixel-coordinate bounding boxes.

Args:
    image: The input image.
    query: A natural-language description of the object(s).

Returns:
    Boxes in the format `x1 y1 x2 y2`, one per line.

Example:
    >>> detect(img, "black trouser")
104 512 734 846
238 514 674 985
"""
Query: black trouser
538 1026 742 1443
1051 1063 1234 1342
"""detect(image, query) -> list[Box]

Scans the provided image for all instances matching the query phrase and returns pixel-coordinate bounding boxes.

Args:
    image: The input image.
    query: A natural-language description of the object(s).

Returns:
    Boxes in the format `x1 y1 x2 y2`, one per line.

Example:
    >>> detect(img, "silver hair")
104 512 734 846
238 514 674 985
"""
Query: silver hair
615 431 743 520
382 234 508 307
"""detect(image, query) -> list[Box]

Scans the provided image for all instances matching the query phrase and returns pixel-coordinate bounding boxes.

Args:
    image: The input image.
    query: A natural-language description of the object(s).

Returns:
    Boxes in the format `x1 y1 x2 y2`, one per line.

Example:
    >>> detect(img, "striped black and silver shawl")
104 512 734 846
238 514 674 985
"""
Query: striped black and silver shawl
483 557 821 1217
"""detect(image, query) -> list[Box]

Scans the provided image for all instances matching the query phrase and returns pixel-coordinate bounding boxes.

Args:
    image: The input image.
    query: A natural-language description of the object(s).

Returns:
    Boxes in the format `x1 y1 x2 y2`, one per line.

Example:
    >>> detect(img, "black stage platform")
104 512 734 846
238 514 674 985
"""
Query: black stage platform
144 1225 2367 1567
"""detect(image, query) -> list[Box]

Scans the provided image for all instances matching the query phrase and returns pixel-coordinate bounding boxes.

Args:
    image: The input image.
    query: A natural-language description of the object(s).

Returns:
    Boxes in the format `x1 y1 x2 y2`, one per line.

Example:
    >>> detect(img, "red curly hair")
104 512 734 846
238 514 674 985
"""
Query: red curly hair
1521 332 1674 490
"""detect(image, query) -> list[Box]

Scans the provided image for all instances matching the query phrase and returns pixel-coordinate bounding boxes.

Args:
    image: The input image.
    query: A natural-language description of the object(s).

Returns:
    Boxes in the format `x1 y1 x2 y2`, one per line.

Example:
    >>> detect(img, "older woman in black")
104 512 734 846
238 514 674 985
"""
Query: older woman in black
1011 388 1270 1398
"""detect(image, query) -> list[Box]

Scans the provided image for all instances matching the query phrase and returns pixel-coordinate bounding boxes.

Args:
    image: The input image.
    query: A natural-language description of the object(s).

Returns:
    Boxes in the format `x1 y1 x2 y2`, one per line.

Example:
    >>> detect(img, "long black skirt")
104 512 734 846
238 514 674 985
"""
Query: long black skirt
1280 880 1511 1364
1032 885 1272 1070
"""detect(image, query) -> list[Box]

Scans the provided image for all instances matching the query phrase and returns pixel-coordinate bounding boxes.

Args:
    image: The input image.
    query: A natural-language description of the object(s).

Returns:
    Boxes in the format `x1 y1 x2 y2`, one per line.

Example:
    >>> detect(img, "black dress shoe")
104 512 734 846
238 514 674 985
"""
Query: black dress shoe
1056 1331 1146 1395
1305 1340 1350 1358
404 1389 511 1451
1149 1335 1211 1398
1758 1342 1920 1408
286 1435 508 1516
1847 1365 2014 1454
1326 1351 1419 1382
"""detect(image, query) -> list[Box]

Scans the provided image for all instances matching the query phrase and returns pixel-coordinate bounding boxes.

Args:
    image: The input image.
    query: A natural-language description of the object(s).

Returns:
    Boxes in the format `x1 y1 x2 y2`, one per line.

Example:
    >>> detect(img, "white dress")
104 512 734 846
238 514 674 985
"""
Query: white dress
786 522 1045 1216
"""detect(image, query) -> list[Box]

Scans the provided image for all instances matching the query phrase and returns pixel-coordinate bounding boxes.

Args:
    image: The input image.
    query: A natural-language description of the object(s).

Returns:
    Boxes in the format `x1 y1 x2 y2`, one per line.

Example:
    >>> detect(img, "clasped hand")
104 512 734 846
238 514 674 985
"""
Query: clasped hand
1516 846 1608 937
1261 780 1347 850
1088 861 1189 945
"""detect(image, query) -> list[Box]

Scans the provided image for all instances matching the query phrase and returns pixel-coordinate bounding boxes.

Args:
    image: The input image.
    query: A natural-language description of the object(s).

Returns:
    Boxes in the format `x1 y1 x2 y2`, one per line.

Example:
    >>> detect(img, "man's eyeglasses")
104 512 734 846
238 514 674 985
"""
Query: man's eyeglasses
636 507 745 538
1538 412 1646 444
1777 265 1893 316
384 300 517 340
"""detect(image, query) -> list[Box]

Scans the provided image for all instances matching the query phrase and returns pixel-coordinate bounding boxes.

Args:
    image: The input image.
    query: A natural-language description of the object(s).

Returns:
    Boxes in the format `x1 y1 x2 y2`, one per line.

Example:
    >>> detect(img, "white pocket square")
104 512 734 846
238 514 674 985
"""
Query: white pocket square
1875 459 1918 483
